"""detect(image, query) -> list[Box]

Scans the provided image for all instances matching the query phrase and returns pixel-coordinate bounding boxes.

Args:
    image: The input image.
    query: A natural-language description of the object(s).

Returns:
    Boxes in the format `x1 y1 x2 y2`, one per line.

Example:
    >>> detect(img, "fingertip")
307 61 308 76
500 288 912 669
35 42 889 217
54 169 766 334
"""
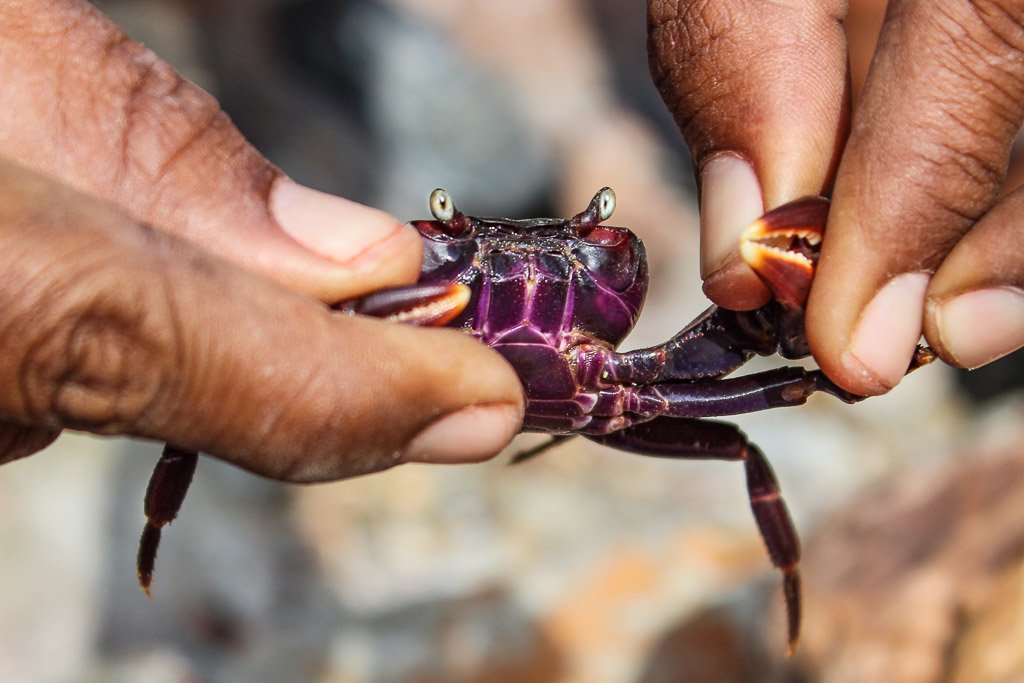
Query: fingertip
271 178 420 271
699 155 765 278
392 325 525 465
702 257 773 310
931 287 1024 370
263 177 424 300
814 273 930 396
403 403 523 464
697 155 773 310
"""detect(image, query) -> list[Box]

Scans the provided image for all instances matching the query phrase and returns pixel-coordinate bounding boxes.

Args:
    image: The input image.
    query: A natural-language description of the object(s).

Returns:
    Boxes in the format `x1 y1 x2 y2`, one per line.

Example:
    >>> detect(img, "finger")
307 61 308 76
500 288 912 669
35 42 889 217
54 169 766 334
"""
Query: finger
0 424 60 466
924 186 1024 369
649 0 849 309
0 160 523 482
0 0 420 302
807 0 1024 394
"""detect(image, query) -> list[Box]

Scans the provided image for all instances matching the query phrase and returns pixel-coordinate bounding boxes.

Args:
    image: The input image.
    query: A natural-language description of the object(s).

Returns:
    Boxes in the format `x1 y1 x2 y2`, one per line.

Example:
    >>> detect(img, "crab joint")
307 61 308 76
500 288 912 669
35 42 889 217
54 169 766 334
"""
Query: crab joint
740 196 829 310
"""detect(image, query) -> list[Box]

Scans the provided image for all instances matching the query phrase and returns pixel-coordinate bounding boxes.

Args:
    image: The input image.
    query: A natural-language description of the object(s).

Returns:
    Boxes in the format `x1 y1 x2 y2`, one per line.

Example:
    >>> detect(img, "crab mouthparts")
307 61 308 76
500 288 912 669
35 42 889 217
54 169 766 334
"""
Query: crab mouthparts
740 196 828 310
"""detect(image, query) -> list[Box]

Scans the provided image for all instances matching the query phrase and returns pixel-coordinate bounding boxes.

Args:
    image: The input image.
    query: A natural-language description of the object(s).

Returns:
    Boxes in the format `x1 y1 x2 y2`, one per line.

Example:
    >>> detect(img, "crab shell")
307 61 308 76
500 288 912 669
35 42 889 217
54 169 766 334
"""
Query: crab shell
409 188 648 399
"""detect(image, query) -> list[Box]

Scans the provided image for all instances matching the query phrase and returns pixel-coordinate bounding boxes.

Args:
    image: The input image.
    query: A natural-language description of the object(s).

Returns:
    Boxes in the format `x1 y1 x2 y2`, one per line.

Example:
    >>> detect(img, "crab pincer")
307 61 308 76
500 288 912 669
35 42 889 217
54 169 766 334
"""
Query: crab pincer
334 282 471 326
741 196 828 310
741 196 936 371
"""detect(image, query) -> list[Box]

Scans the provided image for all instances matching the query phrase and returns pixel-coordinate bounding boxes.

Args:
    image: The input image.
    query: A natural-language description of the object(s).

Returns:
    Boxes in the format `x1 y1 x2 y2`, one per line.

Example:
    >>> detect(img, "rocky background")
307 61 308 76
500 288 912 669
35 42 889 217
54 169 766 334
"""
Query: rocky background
4 1 1023 681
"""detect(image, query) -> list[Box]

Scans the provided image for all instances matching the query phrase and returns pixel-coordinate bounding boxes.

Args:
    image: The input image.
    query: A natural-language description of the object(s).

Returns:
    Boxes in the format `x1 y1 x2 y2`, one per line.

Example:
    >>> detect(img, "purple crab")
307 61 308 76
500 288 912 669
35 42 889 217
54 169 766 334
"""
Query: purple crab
138 188 933 652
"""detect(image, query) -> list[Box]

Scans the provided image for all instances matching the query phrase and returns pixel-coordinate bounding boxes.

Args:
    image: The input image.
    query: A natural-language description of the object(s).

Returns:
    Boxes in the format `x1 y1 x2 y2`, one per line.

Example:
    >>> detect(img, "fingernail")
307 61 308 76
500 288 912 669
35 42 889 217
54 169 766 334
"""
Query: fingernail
843 272 930 392
935 286 1024 369
271 178 406 264
404 404 521 464
699 155 764 278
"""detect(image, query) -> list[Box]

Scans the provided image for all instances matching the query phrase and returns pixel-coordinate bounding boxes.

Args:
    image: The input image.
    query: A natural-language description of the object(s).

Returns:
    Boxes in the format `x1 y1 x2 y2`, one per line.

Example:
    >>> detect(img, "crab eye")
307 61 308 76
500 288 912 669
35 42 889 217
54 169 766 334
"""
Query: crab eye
429 188 456 222
597 187 616 221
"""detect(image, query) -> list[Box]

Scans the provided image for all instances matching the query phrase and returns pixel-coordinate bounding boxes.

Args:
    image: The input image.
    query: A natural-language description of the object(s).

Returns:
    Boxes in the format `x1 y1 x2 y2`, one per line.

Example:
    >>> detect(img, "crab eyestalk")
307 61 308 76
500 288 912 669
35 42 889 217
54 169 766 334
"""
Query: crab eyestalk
570 186 616 235
429 188 475 236
740 196 829 311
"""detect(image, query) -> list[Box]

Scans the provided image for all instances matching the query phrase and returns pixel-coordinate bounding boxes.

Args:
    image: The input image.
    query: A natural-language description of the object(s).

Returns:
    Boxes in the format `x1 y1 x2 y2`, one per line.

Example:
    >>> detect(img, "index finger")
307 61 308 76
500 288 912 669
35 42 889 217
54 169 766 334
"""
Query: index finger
806 0 1024 394
649 0 849 308
0 0 420 302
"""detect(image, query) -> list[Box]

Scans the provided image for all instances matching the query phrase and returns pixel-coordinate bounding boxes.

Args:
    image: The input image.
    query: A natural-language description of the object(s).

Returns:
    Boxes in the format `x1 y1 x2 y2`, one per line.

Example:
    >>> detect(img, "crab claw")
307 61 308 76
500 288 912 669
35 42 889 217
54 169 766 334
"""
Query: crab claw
337 282 471 327
740 197 829 310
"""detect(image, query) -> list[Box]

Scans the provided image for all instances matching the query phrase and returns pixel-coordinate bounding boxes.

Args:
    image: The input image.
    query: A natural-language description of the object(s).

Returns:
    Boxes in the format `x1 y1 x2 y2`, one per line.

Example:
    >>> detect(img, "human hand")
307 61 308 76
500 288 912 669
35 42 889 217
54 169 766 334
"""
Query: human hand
649 0 1024 395
0 0 523 480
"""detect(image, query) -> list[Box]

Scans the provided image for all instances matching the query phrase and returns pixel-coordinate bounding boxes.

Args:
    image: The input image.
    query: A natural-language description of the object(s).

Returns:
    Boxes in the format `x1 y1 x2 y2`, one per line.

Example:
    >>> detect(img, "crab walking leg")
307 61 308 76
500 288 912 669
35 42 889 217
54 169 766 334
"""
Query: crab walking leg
638 345 935 419
579 305 784 386
578 347 935 424
587 417 802 653
523 367 858 431
520 367 858 437
137 445 199 595
636 366 861 418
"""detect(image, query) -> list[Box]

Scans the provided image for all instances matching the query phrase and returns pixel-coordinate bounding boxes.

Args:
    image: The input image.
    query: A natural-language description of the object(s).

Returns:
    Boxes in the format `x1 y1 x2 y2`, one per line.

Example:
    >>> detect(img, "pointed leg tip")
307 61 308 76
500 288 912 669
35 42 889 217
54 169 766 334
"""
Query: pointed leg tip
508 447 544 465
508 435 572 465
783 568 802 655
137 522 162 598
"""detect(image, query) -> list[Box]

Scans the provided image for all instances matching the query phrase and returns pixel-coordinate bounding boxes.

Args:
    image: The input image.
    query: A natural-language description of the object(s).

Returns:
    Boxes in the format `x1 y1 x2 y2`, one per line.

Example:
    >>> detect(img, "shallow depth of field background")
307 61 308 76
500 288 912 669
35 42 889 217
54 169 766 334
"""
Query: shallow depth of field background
6 1 1024 681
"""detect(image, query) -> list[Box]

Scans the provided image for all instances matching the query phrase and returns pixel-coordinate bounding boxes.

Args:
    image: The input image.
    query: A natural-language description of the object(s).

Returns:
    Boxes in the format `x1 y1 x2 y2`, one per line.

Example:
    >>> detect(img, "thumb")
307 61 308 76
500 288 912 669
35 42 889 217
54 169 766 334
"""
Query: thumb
649 0 849 308
0 0 419 302
0 160 523 481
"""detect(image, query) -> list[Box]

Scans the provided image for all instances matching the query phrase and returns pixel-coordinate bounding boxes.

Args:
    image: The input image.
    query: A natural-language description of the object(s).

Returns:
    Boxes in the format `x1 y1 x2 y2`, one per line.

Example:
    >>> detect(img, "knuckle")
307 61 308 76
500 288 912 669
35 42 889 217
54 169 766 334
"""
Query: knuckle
648 0 847 153
648 1 742 114
912 0 1024 118
94 29 241 187
967 0 1024 52
888 136 1003 260
13 253 178 434
920 131 1005 206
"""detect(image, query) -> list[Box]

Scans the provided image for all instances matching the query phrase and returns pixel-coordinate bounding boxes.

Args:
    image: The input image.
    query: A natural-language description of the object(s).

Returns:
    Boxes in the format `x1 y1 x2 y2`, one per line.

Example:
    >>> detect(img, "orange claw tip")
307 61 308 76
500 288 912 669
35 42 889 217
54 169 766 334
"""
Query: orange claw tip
740 196 829 310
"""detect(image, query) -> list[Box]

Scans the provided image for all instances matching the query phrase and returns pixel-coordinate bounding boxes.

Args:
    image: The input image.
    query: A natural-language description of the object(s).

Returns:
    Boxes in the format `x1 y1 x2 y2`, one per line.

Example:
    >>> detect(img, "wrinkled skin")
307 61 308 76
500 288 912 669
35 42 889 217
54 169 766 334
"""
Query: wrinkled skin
141 189 933 652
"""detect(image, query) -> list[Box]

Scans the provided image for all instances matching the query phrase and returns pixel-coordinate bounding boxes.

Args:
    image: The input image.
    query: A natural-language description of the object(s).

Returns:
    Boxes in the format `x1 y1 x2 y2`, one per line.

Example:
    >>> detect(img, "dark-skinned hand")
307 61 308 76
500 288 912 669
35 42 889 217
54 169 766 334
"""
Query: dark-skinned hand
0 0 524 480
650 0 1024 395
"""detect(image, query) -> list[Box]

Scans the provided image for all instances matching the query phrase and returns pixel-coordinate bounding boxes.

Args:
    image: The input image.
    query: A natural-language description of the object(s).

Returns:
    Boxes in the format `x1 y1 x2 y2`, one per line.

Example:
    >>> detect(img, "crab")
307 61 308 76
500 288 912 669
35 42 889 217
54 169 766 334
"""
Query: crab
137 188 933 652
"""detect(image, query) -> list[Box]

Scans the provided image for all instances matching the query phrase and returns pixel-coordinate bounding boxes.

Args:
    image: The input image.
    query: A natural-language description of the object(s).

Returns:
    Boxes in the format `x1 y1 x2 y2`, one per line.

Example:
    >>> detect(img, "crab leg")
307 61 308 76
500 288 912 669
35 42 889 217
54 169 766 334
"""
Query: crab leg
586 417 802 654
634 365 862 418
137 445 198 595
582 305 781 385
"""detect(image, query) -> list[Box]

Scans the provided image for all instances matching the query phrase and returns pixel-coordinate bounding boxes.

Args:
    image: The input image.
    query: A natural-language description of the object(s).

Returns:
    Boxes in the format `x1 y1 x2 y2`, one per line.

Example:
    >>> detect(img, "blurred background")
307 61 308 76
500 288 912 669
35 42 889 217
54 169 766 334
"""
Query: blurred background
6 1 1024 681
